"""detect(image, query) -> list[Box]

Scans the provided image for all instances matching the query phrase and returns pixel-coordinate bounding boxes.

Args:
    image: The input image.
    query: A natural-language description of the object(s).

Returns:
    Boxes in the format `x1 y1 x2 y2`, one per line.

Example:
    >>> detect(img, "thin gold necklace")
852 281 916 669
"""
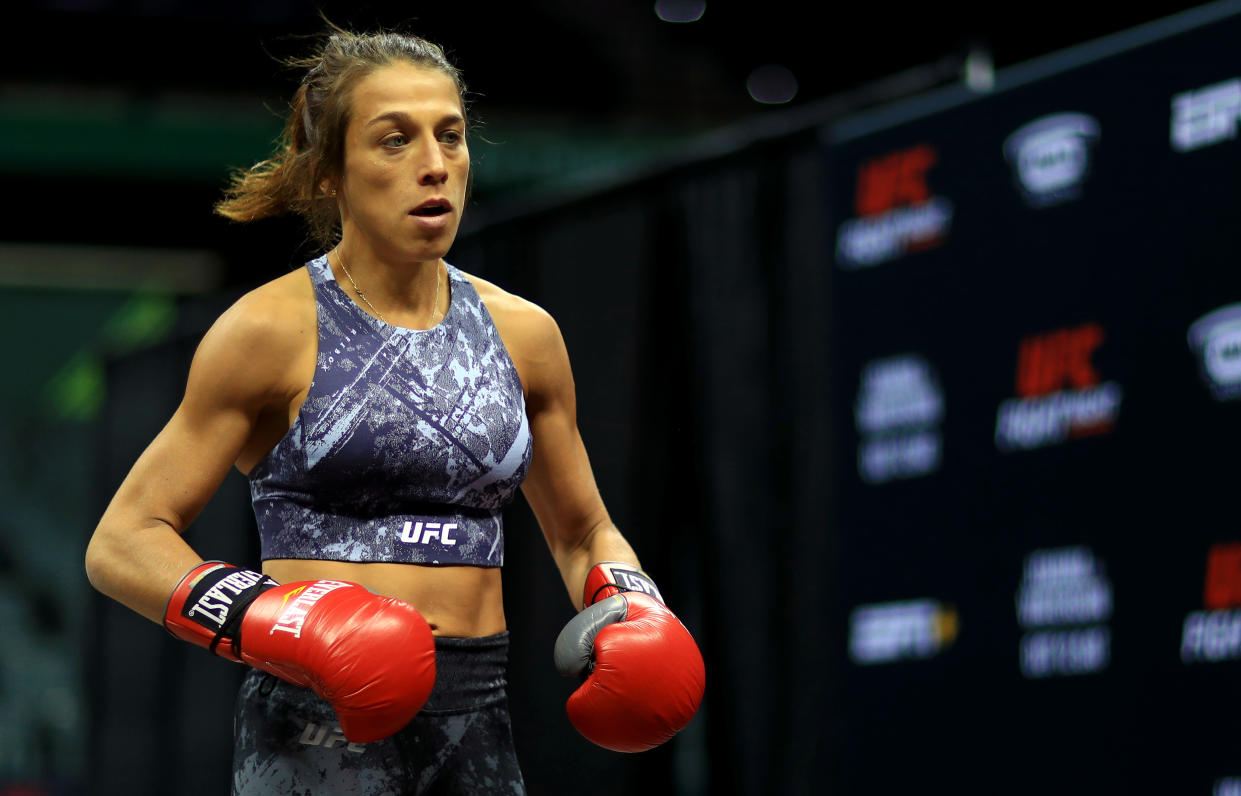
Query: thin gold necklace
336 253 441 327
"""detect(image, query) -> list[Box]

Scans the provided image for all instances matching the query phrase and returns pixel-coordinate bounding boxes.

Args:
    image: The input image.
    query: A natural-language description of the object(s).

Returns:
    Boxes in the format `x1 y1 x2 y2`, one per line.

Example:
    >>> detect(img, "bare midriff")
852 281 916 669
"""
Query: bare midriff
261 559 506 637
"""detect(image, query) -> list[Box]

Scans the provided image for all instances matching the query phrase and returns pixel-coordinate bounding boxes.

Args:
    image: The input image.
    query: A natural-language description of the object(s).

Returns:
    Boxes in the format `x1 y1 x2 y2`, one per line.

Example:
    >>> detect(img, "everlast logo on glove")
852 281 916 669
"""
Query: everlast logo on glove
164 562 437 744
182 565 271 631
270 580 352 638
603 566 663 603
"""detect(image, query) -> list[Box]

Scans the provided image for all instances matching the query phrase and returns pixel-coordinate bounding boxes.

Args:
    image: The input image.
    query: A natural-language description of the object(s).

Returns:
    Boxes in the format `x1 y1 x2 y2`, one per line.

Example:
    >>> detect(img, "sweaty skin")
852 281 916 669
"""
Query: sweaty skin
85 62 640 637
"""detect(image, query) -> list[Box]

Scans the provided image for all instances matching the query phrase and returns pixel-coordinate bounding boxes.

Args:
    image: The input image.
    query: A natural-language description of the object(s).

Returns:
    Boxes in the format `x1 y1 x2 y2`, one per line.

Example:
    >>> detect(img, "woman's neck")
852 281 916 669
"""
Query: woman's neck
329 244 446 329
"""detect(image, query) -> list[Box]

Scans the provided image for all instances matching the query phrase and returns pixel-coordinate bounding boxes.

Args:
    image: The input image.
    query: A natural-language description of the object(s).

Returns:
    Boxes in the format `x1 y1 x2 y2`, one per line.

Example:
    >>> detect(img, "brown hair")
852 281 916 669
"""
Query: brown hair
214 26 467 249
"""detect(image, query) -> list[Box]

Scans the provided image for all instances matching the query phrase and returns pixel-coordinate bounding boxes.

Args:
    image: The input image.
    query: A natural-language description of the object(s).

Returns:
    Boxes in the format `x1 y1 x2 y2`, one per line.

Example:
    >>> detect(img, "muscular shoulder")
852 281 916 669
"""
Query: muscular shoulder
461 271 567 401
187 268 316 411
464 272 557 345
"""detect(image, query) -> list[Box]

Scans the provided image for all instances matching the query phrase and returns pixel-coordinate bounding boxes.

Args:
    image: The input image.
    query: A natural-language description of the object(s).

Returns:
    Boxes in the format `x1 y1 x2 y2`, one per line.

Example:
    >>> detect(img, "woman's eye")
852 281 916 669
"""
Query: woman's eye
383 134 407 148
441 130 464 145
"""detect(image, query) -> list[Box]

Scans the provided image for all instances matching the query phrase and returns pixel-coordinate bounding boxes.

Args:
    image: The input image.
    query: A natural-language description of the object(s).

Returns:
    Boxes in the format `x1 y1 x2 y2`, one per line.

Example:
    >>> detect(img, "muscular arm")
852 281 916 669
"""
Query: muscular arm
515 306 641 611
85 286 309 623
479 279 705 754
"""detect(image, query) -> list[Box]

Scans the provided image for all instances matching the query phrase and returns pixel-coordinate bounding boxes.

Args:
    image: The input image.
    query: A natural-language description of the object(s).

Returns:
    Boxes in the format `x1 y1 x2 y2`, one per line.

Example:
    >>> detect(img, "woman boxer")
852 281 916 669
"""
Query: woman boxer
84 26 703 794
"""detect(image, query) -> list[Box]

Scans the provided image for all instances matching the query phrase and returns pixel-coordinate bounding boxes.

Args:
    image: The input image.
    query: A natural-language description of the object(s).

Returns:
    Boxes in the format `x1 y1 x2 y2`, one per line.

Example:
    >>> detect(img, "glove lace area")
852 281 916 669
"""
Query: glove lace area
589 582 635 606
209 576 278 659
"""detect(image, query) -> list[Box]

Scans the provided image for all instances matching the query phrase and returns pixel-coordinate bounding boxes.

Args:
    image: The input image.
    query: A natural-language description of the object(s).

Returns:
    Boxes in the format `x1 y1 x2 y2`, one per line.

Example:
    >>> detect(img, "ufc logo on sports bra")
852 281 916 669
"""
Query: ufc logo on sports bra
400 521 458 546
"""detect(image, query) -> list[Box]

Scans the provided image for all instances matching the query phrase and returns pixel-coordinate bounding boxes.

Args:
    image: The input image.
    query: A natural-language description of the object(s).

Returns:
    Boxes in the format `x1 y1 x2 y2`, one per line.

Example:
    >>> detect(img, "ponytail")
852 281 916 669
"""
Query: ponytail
214 84 338 246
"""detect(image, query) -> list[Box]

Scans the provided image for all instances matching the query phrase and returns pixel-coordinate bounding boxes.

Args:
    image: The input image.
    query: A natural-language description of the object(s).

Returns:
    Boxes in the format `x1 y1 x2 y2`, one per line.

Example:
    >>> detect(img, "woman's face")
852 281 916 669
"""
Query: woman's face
336 61 469 264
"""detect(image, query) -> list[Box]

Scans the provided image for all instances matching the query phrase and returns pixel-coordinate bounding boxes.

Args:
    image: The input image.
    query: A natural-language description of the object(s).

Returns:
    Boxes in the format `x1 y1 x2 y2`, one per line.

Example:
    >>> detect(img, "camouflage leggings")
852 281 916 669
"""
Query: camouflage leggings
232 632 525 795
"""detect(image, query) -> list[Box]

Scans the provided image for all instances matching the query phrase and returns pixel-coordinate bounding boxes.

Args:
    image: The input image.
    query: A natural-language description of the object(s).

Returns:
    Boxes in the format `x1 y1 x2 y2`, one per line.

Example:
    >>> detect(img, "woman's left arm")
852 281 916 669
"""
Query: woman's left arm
514 303 639 610
503 295 705 753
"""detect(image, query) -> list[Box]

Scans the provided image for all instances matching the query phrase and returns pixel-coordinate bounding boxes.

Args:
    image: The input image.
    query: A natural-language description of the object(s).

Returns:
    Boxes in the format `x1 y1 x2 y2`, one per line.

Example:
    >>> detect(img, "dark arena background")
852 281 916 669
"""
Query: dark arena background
2 1 1241 794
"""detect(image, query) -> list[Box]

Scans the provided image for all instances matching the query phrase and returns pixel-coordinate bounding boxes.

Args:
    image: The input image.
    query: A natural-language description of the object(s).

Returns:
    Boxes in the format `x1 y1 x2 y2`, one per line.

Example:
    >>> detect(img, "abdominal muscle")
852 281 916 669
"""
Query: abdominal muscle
261 559 507 637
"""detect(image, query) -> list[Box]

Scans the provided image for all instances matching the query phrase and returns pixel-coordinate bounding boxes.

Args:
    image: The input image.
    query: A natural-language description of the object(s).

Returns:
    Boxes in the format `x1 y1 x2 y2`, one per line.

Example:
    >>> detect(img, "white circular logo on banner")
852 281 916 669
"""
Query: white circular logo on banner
1004 113 1101 207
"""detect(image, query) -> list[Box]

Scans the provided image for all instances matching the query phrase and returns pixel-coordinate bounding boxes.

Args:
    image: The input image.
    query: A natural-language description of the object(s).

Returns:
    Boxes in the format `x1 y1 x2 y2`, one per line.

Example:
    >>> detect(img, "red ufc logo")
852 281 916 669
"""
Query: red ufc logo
1015 323 1104 397
1204 543 1241 610
855 144 938 217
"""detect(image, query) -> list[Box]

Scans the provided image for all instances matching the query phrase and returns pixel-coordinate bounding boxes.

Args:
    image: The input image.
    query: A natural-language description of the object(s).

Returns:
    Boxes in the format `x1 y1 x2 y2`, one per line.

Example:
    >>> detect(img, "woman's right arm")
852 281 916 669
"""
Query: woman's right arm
85 289 305 623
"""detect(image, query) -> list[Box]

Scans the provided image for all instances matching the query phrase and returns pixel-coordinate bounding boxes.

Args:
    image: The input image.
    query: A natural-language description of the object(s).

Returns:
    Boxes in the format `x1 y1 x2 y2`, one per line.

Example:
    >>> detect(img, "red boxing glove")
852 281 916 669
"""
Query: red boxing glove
164 561 436 743
554 562 705 753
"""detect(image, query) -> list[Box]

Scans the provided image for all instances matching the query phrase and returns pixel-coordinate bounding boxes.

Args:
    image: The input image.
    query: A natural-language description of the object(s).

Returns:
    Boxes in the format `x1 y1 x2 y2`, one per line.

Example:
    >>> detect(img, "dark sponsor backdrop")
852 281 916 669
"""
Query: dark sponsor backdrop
827 10 1241 794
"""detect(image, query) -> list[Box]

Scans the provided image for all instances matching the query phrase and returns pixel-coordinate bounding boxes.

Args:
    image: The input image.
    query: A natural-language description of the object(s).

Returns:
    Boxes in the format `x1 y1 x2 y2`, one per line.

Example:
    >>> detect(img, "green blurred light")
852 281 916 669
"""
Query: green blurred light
45 351 105 423
101 293 177 350
42 292 177 422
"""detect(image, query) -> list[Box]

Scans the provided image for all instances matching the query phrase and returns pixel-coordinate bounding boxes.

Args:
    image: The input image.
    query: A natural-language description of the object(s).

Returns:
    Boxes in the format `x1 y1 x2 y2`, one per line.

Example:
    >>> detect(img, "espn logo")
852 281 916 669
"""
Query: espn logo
1171 78 1241 153
848 599 958 665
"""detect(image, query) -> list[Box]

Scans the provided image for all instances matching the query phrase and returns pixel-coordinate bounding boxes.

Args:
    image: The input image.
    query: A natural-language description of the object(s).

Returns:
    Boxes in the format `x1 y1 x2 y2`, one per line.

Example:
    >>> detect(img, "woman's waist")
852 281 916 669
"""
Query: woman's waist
424 631 511 714
262 558 507 638
244 630 512 714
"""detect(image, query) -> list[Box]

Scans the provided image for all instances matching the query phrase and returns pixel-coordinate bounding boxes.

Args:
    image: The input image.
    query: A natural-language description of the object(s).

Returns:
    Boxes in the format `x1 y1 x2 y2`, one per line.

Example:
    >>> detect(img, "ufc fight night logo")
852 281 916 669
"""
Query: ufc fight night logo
835 143 954 269
994 322 1123 452
1182 543 1241 664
